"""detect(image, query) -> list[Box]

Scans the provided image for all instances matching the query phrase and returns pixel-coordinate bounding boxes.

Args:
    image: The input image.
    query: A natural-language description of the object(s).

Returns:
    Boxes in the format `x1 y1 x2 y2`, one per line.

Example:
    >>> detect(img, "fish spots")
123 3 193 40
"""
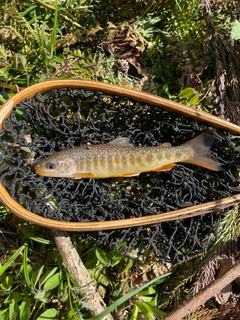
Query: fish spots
145 153 153 163
121 155 127 166
92 156 99 169
163 150 171 160
157 153 163 161
107 154 113 169
175 147 191 159
77 159 85 170
129 154 135 165
175 150 182 158
136 155 143 165
100 155 106 167
114 154 120 166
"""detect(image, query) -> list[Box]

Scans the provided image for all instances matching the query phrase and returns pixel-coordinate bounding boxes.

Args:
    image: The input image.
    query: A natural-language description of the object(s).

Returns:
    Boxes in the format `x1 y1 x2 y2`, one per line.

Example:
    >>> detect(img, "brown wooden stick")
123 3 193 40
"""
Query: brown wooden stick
163 260 240 320
52 229 114 320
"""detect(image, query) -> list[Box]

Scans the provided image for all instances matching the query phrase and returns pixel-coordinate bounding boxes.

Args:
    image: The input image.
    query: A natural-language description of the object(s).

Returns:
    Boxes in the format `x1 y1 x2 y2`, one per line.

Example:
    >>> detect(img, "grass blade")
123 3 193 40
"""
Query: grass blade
23 245 35 294
0 243 27 276
50 0 58 58
88 273 171 320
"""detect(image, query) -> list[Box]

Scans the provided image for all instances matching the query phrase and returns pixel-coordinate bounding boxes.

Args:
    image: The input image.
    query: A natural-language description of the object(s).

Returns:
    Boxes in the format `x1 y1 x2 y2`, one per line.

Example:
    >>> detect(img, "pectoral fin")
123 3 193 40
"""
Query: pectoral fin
152 163 175 172
71 172 96 179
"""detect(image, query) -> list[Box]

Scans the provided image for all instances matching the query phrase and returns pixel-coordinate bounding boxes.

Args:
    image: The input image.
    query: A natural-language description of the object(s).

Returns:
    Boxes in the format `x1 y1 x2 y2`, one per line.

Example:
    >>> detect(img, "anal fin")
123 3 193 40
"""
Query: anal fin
118 172 140 177
152 163 175 172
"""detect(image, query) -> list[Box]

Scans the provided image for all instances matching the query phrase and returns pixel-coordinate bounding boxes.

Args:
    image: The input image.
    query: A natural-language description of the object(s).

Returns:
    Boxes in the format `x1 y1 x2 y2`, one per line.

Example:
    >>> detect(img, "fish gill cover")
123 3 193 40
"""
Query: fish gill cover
0 88 240 262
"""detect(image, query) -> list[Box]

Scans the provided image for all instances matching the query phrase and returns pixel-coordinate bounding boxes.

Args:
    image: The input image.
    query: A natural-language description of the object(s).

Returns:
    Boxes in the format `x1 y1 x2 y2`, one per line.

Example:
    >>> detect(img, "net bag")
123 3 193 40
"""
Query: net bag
0 80 239 262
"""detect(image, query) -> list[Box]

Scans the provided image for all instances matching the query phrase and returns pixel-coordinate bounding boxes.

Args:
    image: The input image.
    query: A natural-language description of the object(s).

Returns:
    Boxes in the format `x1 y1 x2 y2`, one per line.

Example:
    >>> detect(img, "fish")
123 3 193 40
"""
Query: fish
34 131 222 179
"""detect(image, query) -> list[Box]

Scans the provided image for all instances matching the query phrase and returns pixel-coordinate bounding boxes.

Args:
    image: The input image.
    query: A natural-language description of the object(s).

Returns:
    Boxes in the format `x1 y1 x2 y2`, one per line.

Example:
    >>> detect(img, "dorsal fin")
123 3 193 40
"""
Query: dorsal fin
159 142 172 148
109 137 134 146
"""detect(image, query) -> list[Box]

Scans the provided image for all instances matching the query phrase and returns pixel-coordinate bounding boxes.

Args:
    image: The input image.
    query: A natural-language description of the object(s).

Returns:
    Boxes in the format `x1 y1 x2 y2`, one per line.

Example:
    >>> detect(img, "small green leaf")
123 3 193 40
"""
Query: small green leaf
23 245 35 294
15 108 28 121
37 308 57 320
9 300 19 320
138 295 157 304
31 266 44 288
43 272 60 290
59 285 68 302
178 87 195 98
20 147 32 153
143 302 167 317
0 308 8 320
129 304 139 320
20 223 52 245
67 309 79 319
0 67 10 81
135 301 154 319
34 290 49 303
231 20 240 40
138 287 157 296
0 244 27 276
52 56 64 63
11 292 23 302
188 94 199 105
39 267 58 287
135 300 167 318
1 276 13 291
19 297 31 320
20 4 38 17
120 259 133 272
95 248 109 266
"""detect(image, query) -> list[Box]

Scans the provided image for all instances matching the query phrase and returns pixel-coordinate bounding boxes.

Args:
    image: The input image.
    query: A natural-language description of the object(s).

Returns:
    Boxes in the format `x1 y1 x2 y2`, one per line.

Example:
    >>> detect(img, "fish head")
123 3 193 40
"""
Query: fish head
34 154 77 178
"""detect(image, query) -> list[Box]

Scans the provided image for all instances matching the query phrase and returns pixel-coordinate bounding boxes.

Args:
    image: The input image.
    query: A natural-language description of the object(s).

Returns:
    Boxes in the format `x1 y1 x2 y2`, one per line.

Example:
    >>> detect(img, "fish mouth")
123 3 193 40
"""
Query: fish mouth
34 165 57 177
34 164 73 178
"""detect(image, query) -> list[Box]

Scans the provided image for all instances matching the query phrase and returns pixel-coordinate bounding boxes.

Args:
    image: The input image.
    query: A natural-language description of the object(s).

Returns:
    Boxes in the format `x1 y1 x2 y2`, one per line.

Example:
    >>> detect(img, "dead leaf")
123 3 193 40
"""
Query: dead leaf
88 24 103 36
101 24 150 81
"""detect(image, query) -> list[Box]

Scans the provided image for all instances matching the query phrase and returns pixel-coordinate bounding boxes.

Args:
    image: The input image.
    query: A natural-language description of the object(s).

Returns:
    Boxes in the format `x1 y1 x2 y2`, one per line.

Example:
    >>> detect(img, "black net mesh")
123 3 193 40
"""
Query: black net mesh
1 88 240 262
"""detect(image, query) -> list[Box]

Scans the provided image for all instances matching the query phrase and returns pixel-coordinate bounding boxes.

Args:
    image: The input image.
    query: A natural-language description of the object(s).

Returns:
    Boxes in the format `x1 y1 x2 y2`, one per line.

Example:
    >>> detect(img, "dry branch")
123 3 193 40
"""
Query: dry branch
52 229 114 320
163 259 240 320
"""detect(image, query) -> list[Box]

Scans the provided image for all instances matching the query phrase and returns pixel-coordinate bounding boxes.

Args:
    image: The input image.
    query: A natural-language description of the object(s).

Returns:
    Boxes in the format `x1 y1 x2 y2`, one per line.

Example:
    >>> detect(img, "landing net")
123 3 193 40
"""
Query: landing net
1 88 239 261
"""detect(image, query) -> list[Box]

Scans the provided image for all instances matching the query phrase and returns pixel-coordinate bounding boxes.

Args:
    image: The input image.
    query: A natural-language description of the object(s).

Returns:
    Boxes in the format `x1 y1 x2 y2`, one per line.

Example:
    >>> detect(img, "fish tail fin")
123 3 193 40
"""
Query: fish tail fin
183 130 222 171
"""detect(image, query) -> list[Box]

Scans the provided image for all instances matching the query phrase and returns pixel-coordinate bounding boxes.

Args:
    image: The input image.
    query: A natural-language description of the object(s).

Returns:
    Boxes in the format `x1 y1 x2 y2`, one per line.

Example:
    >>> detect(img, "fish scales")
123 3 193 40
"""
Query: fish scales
34 131 222 179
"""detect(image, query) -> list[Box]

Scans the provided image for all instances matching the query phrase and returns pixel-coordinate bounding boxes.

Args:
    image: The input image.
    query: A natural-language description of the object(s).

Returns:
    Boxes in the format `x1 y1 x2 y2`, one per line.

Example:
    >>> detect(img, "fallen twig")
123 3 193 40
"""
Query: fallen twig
52 229 114 320
163 259 240 320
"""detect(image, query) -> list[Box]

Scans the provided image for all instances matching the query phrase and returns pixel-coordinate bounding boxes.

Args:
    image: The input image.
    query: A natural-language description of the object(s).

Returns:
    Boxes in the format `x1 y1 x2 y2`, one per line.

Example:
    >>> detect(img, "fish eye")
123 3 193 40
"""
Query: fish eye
46 162 56 170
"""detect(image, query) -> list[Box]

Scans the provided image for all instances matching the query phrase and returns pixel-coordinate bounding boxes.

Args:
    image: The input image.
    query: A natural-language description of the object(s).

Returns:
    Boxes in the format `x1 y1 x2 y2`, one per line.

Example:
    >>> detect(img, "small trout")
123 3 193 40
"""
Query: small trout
34 131 221 179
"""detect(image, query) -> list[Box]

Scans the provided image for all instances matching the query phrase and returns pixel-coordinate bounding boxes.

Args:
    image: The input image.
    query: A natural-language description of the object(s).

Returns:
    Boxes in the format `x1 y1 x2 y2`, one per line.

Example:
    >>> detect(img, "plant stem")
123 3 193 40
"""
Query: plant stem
34 0 84 29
